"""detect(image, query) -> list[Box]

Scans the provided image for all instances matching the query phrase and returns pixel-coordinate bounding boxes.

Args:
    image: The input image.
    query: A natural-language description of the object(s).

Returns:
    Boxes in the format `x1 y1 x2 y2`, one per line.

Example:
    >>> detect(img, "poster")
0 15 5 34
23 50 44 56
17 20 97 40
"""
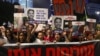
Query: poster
14 13 23 30
64 16 77 21
52 16 64 30
24 8 48 24
63 16 77 29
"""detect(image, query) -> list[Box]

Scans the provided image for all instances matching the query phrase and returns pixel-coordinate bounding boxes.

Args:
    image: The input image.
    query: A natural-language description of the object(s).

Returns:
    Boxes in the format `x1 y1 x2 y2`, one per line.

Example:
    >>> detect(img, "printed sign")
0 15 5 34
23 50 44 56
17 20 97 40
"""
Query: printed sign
64 16 77 21
72 21 85 25
86 18 96 23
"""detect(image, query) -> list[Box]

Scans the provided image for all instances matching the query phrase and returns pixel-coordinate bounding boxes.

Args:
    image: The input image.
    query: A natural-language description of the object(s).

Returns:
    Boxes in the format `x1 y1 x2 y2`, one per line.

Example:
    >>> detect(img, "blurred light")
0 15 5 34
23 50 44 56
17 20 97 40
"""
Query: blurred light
95 11 100 15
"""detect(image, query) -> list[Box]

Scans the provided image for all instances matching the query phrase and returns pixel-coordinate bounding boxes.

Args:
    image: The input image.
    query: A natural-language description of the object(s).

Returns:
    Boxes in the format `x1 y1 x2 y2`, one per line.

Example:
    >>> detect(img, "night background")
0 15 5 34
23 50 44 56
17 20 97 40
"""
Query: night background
0 0 100 25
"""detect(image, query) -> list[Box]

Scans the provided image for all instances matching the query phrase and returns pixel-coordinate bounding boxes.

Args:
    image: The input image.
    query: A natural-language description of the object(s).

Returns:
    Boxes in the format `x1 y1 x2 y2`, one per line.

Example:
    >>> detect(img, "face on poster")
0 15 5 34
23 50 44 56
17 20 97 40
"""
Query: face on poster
52 16 64 30
24 8 35 20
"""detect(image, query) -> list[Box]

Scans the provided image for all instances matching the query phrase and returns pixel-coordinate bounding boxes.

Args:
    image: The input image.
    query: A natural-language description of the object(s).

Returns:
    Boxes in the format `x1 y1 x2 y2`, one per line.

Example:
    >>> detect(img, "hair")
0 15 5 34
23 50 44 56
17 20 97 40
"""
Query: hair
27 9 34 14
54 17 62 23
38 31 44 35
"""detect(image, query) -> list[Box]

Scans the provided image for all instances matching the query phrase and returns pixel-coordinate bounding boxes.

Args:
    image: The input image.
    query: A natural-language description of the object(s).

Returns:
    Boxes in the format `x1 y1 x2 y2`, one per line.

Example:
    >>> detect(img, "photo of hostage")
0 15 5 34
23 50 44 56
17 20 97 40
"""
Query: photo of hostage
24 9 35 24
54 17 62 30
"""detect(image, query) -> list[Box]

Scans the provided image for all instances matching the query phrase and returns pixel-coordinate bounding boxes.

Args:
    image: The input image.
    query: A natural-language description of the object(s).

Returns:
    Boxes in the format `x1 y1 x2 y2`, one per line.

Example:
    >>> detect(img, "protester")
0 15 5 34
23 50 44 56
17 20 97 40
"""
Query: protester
0 21 98 44
53 32 63 42
17 32 26 43
85 33 94 40
5 28 17 43
44 29 54 42
35 31 45 43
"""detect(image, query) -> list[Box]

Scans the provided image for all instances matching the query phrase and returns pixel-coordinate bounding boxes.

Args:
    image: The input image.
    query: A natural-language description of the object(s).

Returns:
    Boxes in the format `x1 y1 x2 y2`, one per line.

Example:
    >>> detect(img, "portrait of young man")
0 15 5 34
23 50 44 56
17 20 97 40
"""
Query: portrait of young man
23 8 35 24
53 16 63 33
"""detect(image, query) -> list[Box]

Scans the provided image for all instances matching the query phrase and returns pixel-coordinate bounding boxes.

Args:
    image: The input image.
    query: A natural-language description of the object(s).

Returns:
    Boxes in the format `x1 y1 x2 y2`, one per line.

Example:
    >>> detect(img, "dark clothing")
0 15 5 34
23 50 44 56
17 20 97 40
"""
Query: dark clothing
30 32 37 43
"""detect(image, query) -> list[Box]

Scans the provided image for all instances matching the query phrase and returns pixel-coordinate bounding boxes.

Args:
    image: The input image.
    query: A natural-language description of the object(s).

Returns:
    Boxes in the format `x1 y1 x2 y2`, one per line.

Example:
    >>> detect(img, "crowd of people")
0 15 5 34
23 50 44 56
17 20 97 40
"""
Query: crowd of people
0 21 100 45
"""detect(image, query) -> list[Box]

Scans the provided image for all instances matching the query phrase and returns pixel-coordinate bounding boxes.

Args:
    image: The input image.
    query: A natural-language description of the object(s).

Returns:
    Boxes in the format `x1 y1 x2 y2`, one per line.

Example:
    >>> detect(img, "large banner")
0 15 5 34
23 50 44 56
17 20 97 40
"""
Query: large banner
1 40 100 56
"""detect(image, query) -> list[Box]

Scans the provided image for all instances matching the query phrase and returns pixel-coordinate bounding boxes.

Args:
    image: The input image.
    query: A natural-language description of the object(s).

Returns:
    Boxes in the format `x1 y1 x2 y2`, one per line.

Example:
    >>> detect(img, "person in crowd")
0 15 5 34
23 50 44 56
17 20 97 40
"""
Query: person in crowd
35 31 45 43
44 29 54 42
26 23 38 43
85 22 95 32
85 32 94 40
17 32 26 43
72 25 85 42
61 31 71 42
5 28 17 43
94 30 100 40
0 26 9 43
53 32 62 42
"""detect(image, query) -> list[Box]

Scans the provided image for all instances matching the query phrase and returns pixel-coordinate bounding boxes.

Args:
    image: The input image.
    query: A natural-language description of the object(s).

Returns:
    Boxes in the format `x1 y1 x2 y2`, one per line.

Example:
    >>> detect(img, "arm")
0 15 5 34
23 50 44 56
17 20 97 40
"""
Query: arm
31 24 38 34
1 26 8 43
67 28 73 42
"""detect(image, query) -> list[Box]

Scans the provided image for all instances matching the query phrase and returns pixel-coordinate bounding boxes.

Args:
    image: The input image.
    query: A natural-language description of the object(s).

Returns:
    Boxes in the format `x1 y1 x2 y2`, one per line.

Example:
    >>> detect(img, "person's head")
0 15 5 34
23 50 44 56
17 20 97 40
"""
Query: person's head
46 29 52 35
28 24 34 31
54 17 62 29
18 32 25 42
6 28 11 36
54 32 61 42
86 33 94 40
27 9 34 19
37 31 44 40
68 21 72 28
78 25 85 33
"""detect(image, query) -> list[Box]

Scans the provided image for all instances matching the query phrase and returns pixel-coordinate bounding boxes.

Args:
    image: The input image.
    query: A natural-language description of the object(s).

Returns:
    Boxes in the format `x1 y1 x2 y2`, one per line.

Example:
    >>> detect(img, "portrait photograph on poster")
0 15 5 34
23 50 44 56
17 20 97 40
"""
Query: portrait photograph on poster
52 16 64 33
23 8 35 24
24 8 48 24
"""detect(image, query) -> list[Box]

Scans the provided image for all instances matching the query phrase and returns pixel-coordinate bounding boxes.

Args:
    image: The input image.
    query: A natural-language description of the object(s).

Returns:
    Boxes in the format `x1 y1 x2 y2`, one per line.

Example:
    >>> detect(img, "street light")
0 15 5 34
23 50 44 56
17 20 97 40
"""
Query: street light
95 11 100 15
95 11 100 23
